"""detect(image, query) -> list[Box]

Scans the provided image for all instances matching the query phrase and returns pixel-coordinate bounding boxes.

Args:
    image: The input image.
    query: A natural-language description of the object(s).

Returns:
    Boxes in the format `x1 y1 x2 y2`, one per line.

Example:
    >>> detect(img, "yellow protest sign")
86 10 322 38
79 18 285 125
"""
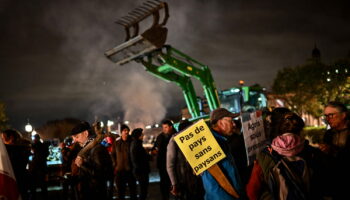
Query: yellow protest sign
174 119 226 175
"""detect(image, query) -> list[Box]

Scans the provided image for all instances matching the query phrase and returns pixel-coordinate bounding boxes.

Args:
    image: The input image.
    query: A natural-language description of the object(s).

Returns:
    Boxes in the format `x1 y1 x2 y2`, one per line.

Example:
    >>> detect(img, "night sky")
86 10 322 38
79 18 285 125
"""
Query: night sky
1 0 349 131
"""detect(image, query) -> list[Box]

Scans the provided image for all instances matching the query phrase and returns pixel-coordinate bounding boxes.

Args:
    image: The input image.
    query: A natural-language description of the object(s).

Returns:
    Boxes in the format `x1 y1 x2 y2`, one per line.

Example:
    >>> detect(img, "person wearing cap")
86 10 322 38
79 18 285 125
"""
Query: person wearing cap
70 121 113 200
201 108 244 200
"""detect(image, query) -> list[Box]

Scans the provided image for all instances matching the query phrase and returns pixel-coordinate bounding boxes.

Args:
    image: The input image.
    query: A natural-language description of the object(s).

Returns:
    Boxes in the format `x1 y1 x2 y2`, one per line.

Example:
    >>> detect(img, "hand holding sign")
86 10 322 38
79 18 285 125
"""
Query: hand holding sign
174 119 226 175
174 119 239 198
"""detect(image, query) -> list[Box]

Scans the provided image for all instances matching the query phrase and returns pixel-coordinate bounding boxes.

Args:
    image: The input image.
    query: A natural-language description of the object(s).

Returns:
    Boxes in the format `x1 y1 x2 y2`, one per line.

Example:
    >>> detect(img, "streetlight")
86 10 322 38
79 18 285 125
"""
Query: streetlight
25 119 33 140
25 123 33 133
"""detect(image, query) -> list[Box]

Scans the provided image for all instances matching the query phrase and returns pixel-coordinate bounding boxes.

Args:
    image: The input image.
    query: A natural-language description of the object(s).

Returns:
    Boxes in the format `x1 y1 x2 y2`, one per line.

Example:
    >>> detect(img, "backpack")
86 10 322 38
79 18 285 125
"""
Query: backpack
264 149 311 200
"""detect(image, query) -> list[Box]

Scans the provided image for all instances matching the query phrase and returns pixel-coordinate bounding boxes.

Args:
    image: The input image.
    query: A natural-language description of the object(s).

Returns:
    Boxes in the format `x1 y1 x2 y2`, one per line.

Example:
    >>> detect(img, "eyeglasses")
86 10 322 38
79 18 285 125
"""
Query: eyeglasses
323 112 340 119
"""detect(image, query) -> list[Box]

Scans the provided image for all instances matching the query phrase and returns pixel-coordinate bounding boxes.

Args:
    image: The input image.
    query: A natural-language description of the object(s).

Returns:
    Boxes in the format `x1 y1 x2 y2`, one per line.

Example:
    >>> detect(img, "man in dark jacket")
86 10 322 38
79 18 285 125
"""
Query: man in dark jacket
29 134 49 199
130 128 151 200
153 119 175 200
320 102 350 199
114 124 137 200
71 121 113 200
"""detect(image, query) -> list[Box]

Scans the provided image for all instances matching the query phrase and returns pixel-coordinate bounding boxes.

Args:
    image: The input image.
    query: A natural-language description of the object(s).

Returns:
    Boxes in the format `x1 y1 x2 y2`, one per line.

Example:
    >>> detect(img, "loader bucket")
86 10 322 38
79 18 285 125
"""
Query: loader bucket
105 0 169 65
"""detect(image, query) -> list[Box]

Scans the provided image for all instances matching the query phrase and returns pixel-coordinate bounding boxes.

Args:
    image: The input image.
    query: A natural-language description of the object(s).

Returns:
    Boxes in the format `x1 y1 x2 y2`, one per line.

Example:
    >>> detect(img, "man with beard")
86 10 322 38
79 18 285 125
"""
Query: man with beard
201 108 243 200
71 121 113 200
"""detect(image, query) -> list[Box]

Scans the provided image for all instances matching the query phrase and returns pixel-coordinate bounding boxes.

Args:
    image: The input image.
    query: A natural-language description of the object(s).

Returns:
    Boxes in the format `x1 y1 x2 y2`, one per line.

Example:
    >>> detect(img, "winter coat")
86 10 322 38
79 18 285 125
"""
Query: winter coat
78 141 113 200
201 130 244 200
154 133 172 170
115 137 133 172
246 135 329 200
130 138 150 176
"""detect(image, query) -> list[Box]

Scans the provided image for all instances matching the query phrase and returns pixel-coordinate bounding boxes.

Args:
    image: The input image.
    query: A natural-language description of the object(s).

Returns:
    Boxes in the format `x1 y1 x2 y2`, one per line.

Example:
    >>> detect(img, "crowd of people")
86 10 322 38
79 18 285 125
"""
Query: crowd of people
1 101 349 200
1 129 49 200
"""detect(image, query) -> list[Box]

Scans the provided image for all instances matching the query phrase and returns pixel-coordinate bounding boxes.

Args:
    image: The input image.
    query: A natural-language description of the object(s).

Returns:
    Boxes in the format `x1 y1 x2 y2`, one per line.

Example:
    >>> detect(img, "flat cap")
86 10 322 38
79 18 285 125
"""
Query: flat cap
210 108 239 125
70 121 91 136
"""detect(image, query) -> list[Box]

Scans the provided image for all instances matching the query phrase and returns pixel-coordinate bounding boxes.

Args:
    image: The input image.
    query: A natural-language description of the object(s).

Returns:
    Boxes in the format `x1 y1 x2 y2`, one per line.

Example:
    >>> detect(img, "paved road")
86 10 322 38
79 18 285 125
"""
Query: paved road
40 181 168 200
34 151 180 199
34 170 177 200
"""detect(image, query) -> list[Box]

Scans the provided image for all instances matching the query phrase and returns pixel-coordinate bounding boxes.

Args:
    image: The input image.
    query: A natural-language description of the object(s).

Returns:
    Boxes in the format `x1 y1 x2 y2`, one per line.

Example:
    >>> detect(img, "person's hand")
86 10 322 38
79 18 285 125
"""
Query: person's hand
59 142 65 149
170 185 180 196
150 149 158 155
75 156 83 167
319 144 330 154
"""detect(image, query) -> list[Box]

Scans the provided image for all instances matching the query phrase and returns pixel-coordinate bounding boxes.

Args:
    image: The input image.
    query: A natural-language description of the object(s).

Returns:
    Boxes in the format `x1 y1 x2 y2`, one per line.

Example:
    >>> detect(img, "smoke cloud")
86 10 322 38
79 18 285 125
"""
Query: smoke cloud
40 0 180 126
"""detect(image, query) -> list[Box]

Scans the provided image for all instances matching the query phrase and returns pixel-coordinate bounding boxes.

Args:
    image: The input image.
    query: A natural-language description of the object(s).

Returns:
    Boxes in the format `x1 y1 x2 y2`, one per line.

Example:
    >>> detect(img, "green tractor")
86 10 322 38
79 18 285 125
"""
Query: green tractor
105 0 267 120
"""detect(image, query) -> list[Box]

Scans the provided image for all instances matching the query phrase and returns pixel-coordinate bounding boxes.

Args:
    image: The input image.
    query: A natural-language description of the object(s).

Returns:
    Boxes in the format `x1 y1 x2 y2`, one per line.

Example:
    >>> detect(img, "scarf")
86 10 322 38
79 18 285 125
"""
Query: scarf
271 133 304 157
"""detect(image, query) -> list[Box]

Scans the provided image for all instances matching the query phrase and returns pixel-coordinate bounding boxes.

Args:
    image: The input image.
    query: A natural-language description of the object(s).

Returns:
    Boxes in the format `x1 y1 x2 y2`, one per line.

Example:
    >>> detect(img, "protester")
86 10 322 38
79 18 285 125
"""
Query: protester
246 110 328 200
227 119 251 187
0 137 21 200
319 101 350 199
1 129 31 200
60 136 82 199
264 107 293 142
130 128 151 200
92 121 115 198
153 119 175 200
114 124 137 200
70 121 113 200
201 108 244 200
29 134 49 199
166 119 205 200
321 101 350 154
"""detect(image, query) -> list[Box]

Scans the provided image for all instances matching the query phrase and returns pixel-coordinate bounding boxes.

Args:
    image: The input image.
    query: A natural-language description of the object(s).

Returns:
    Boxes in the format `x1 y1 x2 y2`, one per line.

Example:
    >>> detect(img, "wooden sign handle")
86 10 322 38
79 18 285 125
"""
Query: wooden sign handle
207 164 240 198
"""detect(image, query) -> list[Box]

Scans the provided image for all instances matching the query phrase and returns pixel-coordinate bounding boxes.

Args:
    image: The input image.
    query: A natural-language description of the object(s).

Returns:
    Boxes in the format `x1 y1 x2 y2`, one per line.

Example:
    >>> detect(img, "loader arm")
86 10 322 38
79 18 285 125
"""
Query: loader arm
105 0 221 119
141 56 201 118
157 45 220 111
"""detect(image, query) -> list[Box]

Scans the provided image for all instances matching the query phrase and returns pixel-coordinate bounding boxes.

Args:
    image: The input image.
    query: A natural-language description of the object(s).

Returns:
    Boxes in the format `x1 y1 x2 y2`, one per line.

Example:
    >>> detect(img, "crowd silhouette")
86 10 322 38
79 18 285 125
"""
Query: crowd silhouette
1 101 349 200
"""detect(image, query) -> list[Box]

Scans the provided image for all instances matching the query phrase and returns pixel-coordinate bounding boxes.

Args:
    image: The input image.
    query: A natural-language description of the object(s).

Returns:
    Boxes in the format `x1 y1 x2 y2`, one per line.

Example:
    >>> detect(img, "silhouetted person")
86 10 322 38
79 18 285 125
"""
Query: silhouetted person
153 119 175 200
60 137 82 199
29 134 49 199
227 119 251 187
1 129 31 200
130 128 151 200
